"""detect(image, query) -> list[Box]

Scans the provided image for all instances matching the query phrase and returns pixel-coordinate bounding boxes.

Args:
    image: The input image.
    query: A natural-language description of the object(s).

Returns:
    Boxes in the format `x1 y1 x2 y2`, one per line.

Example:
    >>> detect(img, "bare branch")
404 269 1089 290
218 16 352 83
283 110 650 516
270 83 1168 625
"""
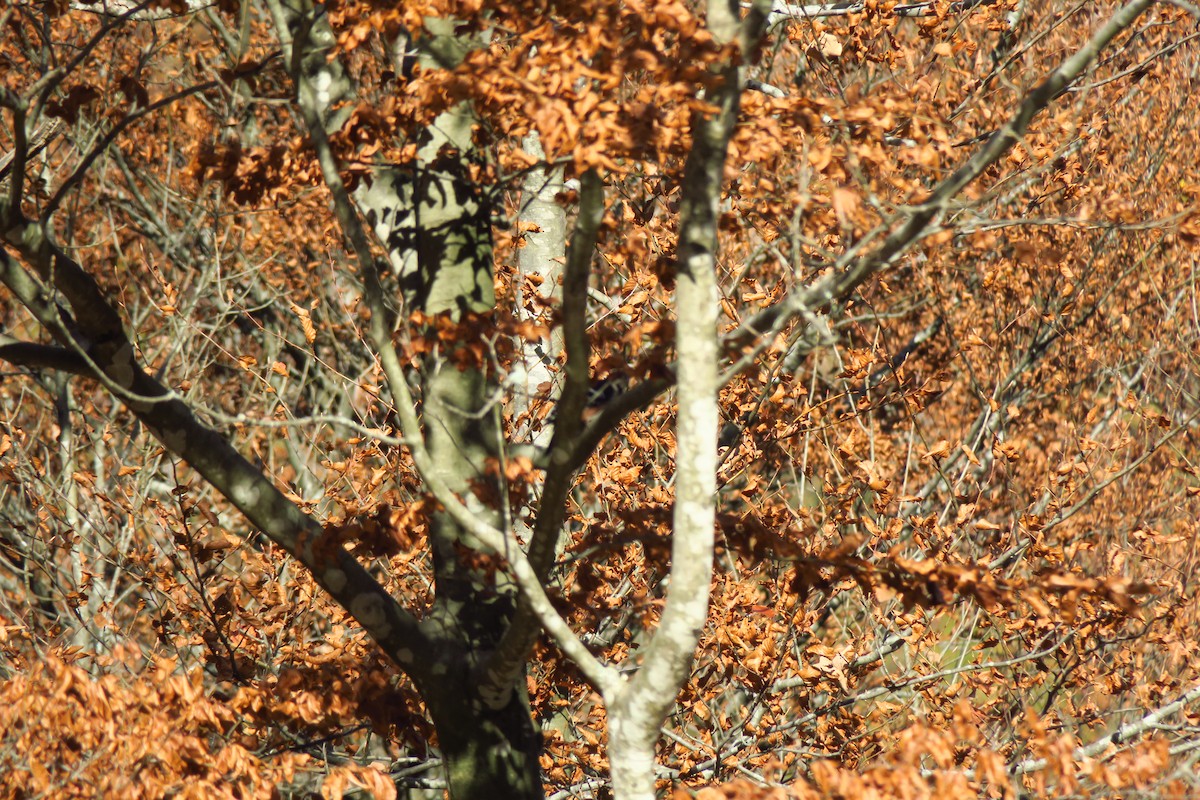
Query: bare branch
0 333 89 374
268 0 619 697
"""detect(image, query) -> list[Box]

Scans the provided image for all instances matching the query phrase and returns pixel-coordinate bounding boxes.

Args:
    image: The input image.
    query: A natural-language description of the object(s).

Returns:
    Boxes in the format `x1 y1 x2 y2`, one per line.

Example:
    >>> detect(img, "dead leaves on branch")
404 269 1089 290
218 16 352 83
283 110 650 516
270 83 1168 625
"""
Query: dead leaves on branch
0 647 426 798
719 510 1151 620
3 1 1199 797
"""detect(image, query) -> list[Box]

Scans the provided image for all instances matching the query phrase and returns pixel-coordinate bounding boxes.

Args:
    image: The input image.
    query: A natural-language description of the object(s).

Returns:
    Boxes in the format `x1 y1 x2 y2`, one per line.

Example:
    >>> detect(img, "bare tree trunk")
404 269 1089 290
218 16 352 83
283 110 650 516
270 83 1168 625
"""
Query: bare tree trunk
514 132 566 446
264 2 545 796
605 1 769 797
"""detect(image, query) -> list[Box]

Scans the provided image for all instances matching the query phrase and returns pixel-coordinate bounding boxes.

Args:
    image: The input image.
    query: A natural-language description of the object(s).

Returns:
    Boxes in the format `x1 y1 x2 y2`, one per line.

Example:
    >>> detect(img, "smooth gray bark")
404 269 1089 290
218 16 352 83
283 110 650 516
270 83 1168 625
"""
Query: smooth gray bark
265 1 542 796
513 132 567 445
604 2 772 797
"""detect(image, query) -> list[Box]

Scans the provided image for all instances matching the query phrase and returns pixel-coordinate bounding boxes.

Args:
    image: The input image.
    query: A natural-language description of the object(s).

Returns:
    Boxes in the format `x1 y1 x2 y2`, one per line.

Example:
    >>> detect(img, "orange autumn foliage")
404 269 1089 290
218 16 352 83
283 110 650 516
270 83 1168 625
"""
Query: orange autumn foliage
2 0 1200 797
